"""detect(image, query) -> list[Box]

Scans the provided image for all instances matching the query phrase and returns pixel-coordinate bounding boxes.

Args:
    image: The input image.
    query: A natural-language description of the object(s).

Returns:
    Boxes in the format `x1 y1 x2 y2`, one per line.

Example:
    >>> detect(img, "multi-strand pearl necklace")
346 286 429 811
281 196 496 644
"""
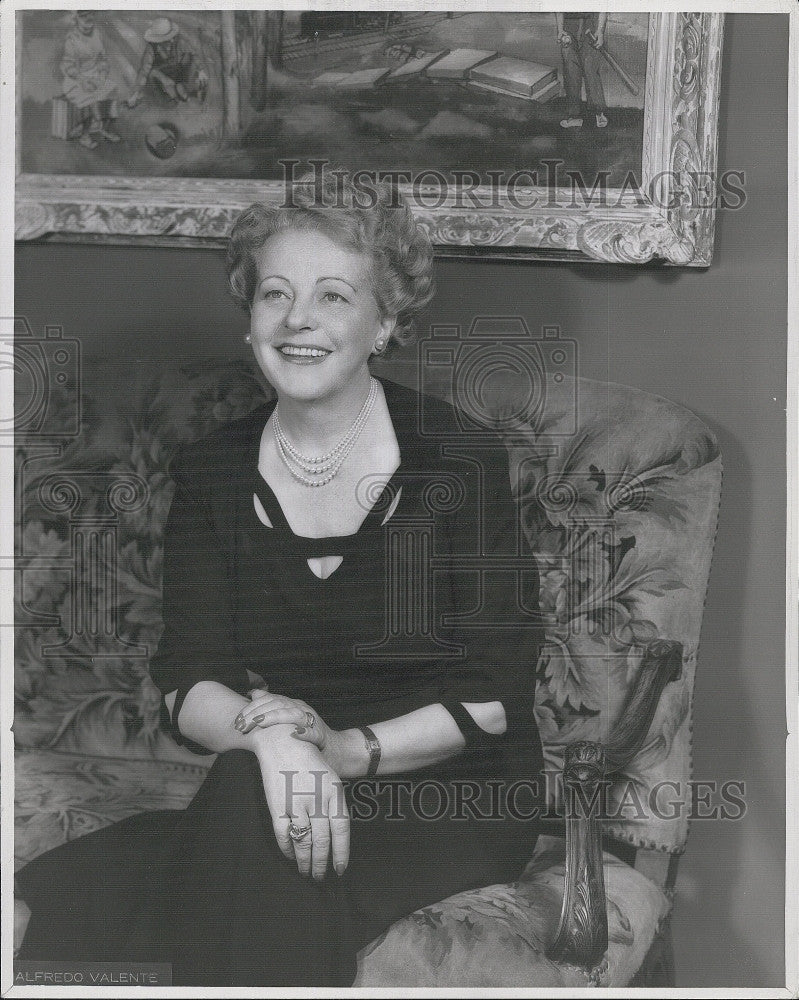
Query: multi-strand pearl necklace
272 377 378 487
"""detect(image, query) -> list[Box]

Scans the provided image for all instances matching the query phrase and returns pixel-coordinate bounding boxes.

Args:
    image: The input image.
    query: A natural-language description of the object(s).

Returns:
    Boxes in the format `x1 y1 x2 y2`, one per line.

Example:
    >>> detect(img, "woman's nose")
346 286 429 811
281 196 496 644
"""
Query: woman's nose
284 294 314 331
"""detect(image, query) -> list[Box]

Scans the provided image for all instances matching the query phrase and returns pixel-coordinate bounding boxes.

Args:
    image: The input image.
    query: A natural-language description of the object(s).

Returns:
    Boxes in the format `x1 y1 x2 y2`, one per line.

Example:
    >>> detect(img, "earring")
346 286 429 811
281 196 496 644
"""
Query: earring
244 334 252 344
373 339 386 355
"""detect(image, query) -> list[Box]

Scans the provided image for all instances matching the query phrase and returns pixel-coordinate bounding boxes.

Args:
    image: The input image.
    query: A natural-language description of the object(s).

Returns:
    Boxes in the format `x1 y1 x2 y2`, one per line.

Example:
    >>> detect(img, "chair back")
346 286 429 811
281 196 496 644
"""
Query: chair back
423 362 722 854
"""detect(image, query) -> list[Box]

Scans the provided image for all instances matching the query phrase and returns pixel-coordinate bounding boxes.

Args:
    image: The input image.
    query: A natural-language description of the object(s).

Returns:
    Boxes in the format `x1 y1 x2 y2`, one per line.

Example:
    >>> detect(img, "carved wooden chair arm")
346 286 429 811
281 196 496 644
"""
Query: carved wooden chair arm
545 638 683 972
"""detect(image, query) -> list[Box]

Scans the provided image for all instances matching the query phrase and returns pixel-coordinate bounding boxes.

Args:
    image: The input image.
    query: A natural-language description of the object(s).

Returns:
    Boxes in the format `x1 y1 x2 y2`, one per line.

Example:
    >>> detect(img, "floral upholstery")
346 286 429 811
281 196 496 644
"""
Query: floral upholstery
509 373 721 852
15 352 720 983
355 834 670 987
14 749 208 871
422 354 721 852
15 357 264 866
15 356 270 762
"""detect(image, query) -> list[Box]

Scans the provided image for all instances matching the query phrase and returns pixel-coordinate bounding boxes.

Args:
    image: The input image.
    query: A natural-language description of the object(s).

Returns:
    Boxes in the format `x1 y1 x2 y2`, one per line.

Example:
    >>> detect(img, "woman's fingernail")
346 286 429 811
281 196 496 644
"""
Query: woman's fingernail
294 727 306 735
335 863 346 876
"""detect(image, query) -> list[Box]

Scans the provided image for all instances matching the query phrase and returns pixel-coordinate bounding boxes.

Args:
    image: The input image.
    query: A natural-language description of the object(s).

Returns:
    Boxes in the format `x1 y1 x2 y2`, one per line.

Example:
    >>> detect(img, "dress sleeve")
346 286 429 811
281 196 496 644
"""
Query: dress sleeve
148 450 251 754
434 436 544 752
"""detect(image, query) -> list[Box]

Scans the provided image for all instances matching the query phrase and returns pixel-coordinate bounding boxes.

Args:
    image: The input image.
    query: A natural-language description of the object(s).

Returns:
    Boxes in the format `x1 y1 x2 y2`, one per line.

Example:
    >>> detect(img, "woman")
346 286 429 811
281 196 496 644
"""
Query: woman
15 173 545 986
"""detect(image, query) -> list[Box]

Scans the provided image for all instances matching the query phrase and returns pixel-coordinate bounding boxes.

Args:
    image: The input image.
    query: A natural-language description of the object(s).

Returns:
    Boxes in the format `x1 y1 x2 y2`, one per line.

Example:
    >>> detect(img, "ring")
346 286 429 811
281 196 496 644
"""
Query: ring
288 822 311 842
305 711 315 729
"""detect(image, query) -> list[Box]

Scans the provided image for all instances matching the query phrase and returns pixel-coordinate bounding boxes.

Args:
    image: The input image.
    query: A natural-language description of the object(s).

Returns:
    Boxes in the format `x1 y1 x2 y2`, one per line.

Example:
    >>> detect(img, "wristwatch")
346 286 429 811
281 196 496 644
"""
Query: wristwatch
359 725 381 778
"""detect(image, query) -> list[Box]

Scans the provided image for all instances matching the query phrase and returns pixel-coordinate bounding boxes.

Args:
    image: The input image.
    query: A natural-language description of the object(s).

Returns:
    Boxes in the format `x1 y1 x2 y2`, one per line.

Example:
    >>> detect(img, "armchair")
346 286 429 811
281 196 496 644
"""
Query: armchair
354 368 722 987
14 359 721 988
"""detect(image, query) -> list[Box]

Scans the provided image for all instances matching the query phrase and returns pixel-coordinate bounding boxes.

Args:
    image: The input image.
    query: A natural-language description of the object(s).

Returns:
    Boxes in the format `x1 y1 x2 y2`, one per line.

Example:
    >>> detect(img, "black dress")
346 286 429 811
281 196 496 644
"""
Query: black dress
17 377 545 987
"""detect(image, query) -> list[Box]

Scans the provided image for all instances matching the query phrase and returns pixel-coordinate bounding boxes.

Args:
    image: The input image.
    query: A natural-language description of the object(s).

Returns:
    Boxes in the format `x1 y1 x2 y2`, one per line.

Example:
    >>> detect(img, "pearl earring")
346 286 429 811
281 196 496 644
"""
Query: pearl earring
244 334 252 344
373 339 385 354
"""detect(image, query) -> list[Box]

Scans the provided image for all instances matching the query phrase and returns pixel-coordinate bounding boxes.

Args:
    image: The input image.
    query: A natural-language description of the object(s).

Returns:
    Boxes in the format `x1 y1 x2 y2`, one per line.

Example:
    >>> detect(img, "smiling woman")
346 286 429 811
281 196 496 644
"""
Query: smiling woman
14 171 546 986
249 229 391 416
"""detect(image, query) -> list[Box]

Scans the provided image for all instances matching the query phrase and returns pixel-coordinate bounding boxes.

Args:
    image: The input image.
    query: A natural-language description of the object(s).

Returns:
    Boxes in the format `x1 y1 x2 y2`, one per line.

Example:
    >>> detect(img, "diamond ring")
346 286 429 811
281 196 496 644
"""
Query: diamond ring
288 822 311 842
305 711 315 729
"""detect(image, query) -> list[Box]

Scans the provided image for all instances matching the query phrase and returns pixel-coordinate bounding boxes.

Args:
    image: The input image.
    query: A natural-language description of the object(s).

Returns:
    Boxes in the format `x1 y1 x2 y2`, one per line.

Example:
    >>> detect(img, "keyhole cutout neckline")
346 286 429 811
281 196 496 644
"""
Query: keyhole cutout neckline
253 468 401 542
247 378 415 581
251 487 402 580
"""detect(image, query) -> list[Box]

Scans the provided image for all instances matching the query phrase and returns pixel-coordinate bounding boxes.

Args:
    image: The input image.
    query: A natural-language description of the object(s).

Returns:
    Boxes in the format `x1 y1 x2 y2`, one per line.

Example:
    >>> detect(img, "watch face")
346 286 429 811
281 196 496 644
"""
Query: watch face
360 727 381 776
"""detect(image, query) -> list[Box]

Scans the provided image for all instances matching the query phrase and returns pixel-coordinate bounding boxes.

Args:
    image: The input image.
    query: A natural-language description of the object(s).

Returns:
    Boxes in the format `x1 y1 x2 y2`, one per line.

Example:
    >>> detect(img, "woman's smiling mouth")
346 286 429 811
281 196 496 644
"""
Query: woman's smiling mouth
276 344 332 363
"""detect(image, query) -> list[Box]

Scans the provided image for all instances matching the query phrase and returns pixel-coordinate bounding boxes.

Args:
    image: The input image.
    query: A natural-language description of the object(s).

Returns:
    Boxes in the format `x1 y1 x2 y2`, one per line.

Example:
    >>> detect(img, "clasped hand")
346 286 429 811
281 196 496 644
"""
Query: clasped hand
235 687 338 757
236 688 350 880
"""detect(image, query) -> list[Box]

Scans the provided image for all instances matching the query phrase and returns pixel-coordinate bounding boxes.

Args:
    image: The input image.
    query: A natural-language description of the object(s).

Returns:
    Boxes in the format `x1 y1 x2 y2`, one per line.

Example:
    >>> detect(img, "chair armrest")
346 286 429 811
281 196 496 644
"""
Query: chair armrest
546 739 608 971
604 638 683 773
545 638 683 971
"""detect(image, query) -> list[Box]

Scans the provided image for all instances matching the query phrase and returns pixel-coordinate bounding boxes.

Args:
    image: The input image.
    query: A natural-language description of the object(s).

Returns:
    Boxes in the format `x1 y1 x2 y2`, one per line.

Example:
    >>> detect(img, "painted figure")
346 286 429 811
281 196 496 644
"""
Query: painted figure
59 10 120 149
128 18 208 108
555 11 609 129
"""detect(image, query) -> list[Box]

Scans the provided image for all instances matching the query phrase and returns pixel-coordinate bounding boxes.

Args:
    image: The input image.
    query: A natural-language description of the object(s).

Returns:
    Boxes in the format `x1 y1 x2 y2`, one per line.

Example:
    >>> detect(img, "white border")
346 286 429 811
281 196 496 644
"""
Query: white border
784 1 798 997
1 0 18 996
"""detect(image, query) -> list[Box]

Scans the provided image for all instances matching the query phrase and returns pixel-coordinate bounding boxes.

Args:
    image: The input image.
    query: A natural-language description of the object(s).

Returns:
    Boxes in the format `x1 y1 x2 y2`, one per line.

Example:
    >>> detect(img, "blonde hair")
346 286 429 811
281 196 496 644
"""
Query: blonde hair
226 170 435 348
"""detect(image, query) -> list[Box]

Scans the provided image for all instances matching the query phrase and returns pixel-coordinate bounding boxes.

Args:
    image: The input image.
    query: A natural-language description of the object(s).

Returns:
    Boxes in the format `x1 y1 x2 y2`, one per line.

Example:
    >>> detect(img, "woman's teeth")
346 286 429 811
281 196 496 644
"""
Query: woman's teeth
279 345 330 358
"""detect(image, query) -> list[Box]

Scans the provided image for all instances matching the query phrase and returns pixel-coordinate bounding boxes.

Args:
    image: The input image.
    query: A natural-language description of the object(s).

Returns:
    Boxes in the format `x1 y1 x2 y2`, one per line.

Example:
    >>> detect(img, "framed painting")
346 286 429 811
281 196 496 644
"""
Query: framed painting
15 9 725 265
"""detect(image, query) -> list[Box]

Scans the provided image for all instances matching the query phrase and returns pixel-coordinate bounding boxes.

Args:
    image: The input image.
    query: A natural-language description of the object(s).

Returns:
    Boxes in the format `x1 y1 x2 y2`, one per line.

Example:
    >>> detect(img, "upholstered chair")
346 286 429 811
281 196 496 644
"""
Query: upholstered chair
15 353 721 987
356 356 722 986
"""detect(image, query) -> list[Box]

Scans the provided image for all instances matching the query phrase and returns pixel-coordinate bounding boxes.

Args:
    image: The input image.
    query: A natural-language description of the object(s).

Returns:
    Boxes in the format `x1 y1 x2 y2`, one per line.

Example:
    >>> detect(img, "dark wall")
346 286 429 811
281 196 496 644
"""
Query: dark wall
15 14 787 987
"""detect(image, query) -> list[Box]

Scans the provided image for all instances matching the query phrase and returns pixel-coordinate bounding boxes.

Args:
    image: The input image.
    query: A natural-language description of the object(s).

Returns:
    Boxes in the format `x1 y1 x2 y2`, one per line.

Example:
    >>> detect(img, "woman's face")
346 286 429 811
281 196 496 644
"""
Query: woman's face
248 228 393 403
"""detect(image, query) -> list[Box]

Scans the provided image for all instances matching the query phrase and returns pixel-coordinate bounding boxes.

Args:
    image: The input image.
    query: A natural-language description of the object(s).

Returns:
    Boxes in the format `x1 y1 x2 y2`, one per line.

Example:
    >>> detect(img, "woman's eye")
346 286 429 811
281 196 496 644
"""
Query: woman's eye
323 291 346 303
263 289 286 300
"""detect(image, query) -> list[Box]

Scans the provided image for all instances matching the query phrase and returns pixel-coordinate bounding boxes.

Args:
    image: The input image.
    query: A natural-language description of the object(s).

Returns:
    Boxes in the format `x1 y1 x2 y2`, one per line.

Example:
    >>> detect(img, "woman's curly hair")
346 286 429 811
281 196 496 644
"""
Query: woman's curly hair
226 169 435 348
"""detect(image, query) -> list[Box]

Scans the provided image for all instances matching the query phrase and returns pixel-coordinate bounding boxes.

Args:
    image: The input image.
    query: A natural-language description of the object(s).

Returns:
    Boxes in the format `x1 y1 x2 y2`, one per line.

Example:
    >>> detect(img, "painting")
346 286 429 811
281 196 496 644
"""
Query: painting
15 10 725 266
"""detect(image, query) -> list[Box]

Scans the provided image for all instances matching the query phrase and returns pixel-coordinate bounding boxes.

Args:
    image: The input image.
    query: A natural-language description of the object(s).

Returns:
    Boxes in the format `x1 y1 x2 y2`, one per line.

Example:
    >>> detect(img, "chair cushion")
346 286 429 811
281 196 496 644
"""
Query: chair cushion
354 835 670 988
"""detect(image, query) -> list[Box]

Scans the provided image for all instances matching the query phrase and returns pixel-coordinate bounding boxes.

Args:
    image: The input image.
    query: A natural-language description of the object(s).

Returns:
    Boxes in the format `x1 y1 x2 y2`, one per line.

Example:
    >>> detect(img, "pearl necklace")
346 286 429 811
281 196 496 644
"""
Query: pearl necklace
272 377 378 488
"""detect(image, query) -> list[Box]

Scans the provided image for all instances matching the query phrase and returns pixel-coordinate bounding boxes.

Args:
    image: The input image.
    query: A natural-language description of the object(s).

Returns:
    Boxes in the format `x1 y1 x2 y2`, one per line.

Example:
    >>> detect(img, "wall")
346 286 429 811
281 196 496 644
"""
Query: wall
14 14 787 988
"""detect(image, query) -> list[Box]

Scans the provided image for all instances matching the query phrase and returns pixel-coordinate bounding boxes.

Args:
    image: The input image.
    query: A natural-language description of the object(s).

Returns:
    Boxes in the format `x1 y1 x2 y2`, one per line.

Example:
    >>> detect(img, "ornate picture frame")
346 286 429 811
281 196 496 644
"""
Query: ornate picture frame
15 11 724 266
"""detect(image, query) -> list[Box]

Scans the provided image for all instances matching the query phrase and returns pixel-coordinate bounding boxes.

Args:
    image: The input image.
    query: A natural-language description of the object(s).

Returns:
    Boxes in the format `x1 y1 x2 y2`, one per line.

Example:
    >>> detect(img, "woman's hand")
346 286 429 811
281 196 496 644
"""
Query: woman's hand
252 726 350 880
235 689 366 778
235 687 329 743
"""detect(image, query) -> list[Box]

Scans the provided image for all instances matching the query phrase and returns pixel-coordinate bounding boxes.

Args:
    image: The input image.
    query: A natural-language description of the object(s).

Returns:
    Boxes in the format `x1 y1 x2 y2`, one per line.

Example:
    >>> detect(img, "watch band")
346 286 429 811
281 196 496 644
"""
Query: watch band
359 725 381 778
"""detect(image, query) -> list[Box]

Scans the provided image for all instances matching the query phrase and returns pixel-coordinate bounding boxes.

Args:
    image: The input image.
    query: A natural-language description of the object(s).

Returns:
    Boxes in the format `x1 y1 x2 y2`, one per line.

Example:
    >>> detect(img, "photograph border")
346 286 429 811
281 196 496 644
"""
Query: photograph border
3 1 798 996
